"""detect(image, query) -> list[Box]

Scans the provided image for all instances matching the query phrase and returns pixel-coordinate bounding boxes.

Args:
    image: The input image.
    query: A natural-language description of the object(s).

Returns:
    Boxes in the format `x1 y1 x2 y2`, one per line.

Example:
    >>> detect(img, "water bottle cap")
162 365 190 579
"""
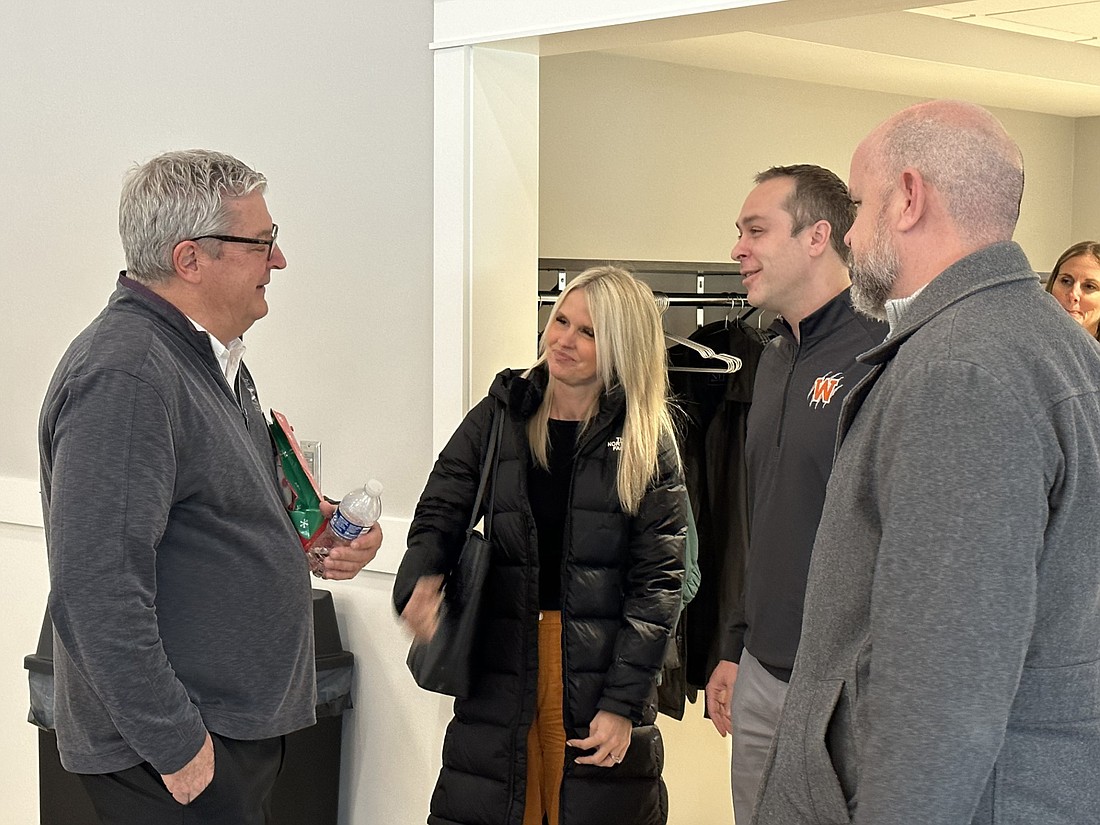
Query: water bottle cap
366 478 383 496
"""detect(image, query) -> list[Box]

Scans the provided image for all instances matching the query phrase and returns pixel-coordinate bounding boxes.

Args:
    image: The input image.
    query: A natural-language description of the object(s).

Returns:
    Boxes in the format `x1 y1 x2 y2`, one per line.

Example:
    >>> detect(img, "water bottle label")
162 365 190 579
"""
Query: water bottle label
330 509 365 542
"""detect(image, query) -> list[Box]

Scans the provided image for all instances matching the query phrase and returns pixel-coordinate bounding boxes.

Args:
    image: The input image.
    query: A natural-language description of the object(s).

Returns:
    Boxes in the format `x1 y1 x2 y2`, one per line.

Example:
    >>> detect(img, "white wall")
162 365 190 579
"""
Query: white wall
539 52 1077 272
0 2 440 823
0 521 50 823
432 0 780 47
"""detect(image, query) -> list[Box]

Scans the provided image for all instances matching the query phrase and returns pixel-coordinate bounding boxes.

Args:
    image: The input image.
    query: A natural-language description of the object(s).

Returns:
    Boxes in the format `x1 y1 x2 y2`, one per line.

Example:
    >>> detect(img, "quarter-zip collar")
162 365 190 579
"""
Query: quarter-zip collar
771 286 861 351
116 272 241 408
858 241 1037 367
835 242 1038 449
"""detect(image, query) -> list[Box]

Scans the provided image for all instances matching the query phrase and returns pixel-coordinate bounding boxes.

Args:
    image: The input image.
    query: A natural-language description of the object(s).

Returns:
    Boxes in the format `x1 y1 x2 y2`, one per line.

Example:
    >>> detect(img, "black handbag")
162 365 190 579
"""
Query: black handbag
406 402 504 698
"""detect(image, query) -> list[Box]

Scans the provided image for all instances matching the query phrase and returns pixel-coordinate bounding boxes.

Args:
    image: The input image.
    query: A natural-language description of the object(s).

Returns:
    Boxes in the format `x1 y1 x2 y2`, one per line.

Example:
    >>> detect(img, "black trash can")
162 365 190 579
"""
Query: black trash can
24 589 354 825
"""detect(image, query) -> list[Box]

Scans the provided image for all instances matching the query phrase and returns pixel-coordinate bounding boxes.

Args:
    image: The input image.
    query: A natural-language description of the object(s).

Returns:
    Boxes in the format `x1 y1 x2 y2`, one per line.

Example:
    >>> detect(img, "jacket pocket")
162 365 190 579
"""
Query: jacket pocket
565 722 663 781
562 725 667 825
1010 658 1100 723
802 678 854 824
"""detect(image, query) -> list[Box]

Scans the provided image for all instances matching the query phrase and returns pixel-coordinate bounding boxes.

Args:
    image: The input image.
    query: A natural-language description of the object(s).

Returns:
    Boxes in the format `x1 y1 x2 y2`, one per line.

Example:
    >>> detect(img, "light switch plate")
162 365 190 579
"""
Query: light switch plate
299 440 321 488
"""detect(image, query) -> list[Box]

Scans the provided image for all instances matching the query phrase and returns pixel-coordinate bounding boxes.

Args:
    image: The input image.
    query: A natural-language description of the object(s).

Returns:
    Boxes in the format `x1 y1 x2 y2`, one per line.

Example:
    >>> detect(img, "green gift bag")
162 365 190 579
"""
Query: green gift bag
270 409 326 547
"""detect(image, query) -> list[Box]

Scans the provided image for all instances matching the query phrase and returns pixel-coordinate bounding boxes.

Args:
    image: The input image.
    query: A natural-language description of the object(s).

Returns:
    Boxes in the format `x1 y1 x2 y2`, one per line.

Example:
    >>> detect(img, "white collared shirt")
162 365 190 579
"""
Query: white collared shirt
187 317 247 392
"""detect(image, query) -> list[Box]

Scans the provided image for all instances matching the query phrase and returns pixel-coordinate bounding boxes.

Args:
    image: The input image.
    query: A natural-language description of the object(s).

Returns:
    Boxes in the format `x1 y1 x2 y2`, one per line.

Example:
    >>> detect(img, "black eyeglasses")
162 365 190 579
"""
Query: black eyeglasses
188 223 279 261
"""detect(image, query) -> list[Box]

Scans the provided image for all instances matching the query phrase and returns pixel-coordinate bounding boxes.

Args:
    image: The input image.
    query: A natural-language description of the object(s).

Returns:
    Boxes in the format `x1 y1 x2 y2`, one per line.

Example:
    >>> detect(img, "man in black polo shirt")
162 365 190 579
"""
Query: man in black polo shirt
704 164 886 824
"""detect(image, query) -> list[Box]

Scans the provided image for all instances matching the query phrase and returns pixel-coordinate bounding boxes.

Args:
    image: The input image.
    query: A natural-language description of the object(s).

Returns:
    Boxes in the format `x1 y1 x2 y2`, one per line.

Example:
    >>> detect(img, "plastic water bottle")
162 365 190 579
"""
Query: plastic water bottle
306 479 383 576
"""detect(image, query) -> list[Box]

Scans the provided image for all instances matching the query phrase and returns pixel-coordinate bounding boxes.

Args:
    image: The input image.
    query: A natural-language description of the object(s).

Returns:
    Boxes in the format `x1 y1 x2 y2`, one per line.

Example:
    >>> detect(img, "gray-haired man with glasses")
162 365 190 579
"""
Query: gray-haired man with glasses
39 150 382 824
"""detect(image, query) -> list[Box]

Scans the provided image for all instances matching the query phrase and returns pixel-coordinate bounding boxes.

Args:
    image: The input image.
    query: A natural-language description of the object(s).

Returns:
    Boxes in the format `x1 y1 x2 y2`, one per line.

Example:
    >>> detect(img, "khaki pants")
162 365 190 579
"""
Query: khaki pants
523 611 566 825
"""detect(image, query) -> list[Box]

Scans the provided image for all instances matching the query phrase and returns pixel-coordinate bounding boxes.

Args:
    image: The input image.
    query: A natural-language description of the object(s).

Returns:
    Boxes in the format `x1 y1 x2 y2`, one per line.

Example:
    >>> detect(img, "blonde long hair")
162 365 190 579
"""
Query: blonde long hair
526 266 679 514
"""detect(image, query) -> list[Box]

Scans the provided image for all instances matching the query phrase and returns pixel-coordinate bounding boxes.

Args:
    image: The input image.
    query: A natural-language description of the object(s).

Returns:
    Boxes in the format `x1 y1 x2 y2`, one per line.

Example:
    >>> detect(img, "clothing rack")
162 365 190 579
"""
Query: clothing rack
537 259 752 374
538 258 750 326
536 290 750 309
539 258 740 277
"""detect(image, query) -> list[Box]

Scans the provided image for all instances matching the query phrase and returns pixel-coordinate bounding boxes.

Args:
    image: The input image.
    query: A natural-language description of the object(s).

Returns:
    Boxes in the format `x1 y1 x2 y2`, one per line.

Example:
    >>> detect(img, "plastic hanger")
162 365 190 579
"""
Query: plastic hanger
665 333 742 374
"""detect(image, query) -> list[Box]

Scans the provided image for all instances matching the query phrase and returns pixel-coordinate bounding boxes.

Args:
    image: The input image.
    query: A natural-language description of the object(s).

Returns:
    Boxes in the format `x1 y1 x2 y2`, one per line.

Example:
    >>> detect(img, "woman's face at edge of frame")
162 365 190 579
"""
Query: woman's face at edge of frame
1050 253 1100 337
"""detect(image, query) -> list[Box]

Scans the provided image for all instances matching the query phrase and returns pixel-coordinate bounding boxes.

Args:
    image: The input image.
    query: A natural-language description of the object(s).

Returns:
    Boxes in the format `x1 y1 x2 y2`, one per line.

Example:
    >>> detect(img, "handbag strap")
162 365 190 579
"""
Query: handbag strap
481 403 505 540
467 401 505 536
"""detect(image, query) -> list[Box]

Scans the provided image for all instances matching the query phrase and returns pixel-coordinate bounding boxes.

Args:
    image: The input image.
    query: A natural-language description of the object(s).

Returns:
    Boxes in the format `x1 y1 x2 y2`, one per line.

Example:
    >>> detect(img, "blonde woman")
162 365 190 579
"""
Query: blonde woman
395 266 686 825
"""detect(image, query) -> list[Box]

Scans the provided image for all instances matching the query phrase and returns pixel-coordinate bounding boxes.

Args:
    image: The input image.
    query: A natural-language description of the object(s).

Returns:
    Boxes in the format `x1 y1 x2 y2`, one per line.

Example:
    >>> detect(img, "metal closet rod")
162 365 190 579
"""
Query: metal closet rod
537 291 749 307
655 292 750 306
538 257 741 276
538 258 749 317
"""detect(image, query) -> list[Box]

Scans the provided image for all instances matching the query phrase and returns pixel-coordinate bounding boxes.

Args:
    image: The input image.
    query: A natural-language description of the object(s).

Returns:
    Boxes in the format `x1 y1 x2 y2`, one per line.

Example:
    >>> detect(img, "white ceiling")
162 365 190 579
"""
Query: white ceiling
915 1 1100 43
594 1 1100 117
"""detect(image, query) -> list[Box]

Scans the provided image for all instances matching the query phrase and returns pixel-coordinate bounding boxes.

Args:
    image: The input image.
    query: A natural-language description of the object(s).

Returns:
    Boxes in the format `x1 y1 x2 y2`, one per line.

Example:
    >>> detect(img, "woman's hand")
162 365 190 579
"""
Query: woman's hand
401 574 445 641
566 710 632 768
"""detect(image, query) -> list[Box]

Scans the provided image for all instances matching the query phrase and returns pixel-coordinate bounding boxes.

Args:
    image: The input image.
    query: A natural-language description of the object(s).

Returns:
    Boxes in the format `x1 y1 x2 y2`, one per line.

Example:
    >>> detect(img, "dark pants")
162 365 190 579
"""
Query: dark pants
79 734 285 825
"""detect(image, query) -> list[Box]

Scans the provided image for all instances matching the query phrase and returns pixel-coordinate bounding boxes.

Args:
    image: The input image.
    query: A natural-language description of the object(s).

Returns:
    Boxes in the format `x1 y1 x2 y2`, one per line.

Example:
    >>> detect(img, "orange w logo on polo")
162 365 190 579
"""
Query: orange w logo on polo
808 372 844 408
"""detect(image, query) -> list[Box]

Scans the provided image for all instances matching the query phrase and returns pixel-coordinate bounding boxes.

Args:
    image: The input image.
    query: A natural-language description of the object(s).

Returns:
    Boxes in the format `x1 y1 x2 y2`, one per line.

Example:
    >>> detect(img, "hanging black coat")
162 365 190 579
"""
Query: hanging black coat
394 366 686 825
666 320 769 693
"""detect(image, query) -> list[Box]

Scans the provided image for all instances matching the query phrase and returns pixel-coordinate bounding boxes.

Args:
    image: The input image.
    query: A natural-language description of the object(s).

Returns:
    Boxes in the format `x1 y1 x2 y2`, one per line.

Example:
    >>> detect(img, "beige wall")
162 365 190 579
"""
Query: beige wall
1072 116 1100 250
540 52 1076 271
539 51 1084 825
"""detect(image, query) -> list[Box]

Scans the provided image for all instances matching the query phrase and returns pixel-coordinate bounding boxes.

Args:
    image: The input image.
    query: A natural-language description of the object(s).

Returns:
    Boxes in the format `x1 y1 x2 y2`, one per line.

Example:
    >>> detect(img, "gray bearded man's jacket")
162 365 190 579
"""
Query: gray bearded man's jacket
753 242 1100 825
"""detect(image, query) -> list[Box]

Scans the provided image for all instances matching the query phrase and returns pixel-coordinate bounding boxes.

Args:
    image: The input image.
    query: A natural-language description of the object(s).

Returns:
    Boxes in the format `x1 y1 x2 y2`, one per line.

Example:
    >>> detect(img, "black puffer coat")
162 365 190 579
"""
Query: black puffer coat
395 367 686 825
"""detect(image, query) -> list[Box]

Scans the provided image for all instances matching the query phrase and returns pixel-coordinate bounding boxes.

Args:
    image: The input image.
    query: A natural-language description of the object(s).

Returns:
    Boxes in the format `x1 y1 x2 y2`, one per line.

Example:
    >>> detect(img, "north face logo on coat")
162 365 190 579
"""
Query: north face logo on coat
607 437 622 451
808 372 844 408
